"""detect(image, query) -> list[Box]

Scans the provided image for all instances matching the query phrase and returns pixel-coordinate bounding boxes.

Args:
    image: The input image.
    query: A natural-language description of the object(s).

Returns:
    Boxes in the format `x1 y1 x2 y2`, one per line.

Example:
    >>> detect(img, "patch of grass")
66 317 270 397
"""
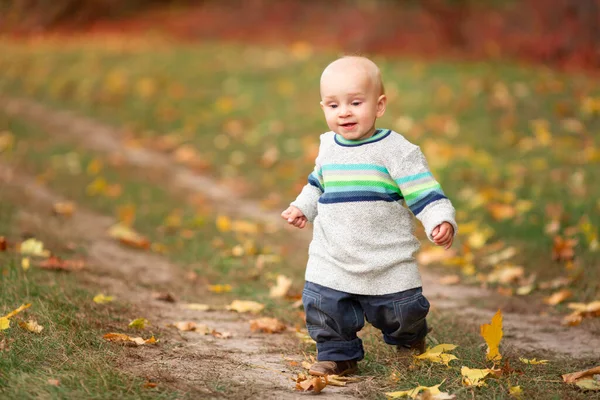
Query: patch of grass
0 187 176 399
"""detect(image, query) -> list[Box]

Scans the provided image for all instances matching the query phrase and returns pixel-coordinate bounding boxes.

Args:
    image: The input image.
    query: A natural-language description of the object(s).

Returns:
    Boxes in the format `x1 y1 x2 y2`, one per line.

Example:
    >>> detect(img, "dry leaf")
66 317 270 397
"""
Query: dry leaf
93 294 115 304
38 256 85 271
0 317 10 330
269 275 292 298
417 247 457 265
47 379 60 386
171 321 211 334
128 318 148 329
480 310 503 361
152 292 176 302
3 303 32 319
18 319 43 333
552 236 577 261
295 375 328 393
386 380 449 399
21 257 30 271
487 265 524 284
250 317 287 333
461 366 497 387
574 378 600 391
543 289 572 305
182 303 211 311
414 344 458 367
143 381 157 388
108 223 151 249
208 284 232 293
19 238 50 258
509 385 522 398
226 300 265 314
562 366 600 383
0 236 7 251
519 358 549 365
103 333 157 345
52 202 75 217
439 275 460 285
487 203 516 221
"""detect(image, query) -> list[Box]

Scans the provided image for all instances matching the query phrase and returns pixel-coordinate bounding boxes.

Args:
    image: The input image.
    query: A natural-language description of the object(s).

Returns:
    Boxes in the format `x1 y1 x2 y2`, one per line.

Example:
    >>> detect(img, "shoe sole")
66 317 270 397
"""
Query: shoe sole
309 367 357 377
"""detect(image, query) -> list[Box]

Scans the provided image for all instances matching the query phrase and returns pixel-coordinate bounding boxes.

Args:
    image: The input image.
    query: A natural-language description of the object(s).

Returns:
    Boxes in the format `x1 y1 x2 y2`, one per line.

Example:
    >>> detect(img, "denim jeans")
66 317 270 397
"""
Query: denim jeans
302 281 430 361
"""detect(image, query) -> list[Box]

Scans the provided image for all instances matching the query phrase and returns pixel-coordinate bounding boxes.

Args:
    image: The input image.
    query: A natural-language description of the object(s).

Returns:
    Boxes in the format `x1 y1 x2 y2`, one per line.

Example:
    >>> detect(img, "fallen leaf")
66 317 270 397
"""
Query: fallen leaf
129 318 148 329
0 317 9 330
47 379 60 386
93 294 115 304
250 317 287 333
487 203 516 221
552 236 577 261
519 358 549 365
38 256 85 271
575 378 600 391
152 292 176 303
480 310 503 361
103 333 157 345
386 379 448 399
3 303 32 319
226 300 265 314
483 247 517 266
414 344 458 366
18 319 43 333
562 300 600 326
417 247 457 265
487 265 524 284
509 385 523 398
269 274 292 298
182 303 211 311
143 381 157 388
52 202 75 217
208 284 232 293
108 223 151 249
562 366 600 383
171 321 211 334
0 236 7 251
543 289 572 305
211 330 233 339
21 257 30 271
295 375 328 393
461 366 497 387
19 238 50 258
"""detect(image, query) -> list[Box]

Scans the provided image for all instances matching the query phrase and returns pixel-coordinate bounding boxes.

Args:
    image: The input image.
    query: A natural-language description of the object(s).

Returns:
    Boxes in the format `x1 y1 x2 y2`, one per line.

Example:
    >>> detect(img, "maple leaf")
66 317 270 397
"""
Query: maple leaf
552 236 577 261
414 344 458 366
295 375 328 393
386 379 450 399
461 366 498 387
480 310 503 361
226 300 265 314
249 317 287 333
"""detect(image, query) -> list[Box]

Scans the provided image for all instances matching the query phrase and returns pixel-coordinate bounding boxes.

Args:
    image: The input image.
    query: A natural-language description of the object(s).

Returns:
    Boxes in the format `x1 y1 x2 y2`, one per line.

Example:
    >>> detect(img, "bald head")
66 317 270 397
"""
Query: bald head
320 56 384 98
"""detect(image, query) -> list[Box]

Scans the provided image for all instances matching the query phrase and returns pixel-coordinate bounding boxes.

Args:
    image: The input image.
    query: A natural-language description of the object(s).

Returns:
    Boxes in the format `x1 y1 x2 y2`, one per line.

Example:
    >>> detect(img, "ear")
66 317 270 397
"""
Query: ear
320 101 325 111
376 94 387 118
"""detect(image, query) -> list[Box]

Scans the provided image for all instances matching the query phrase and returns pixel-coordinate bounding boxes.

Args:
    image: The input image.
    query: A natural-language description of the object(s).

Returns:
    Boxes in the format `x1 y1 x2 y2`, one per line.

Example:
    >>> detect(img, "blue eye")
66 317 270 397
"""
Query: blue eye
330 104 338 109
352 101 362 106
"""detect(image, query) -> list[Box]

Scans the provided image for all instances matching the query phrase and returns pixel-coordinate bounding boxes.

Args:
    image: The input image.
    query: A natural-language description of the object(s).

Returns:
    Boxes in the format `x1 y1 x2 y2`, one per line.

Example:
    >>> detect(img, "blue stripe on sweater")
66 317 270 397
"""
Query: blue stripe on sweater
409 192 447 215
319 191 403 204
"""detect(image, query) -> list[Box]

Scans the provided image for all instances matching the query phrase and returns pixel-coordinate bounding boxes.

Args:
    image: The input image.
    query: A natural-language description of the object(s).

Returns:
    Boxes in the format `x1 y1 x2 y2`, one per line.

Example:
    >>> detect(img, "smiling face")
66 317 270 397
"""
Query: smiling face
320 57 387 141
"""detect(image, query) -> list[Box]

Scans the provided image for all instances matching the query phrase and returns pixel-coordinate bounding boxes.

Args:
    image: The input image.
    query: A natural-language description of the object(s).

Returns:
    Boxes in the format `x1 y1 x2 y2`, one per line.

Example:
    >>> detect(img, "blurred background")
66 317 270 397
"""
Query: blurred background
0 0 598 297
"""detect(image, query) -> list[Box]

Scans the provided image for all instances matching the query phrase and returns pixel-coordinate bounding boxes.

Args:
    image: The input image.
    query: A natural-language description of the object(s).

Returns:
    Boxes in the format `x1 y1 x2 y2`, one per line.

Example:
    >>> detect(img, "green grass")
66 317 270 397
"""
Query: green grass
0 187 176 399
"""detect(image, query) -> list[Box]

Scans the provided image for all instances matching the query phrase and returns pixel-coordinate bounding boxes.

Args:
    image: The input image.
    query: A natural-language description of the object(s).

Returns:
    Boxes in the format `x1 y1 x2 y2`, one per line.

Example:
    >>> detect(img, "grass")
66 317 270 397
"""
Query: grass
0 36 599 398
0 185 176 399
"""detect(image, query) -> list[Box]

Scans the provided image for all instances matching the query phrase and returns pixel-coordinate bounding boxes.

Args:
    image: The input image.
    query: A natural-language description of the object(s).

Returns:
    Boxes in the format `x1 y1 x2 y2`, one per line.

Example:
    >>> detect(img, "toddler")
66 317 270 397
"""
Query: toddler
281 56 457 376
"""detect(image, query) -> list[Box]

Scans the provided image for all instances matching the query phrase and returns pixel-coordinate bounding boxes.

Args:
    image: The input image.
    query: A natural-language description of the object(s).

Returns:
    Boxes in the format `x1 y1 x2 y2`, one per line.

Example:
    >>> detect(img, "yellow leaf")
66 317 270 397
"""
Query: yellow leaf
86 177 108 196
52 202 76 217
461 366 494 387
562 365 600 383
18 319 43 333
269 275 292 298
128 318 148 329
171 321 210 333
21 257 30 271
575 378 600 391
215 215 231 232
480 310 503 361
519 358 549 365
86 158 103 175
181 303 211 311
509 385 523 398
93 294 115 304
108 223 150 249
103 333 157 345
414 344 458 366
208 284 232 293
3 303 32 319
19 239 50 258
226 300 265 314
0 317 10 330
386 380 446 399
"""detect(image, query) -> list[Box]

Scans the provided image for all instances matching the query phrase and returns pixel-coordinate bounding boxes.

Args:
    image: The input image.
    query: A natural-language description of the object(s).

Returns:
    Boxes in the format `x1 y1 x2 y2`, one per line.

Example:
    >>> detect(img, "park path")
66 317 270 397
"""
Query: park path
1 96 599 369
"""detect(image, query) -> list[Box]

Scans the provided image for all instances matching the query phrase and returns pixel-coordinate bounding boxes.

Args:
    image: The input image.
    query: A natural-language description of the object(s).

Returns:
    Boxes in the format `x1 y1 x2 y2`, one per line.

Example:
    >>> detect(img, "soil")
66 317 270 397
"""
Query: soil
1 95 600 396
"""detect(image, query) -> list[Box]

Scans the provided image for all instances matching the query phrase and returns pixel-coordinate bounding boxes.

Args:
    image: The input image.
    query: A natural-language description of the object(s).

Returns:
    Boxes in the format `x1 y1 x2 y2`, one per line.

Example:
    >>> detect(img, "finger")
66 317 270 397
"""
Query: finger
432 226 440 237
444 237 454 250
299 219 306 229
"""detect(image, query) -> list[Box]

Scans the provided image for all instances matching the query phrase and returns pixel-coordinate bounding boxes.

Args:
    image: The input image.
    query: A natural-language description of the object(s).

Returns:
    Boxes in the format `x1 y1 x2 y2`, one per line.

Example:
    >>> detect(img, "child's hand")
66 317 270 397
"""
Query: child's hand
432 222 454 249
281 206 308 229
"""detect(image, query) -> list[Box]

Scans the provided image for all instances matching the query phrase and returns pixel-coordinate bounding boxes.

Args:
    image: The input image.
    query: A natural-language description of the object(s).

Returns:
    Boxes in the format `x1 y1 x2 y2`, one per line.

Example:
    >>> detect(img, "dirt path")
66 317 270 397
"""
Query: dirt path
0 164 357 399
2 96 600 362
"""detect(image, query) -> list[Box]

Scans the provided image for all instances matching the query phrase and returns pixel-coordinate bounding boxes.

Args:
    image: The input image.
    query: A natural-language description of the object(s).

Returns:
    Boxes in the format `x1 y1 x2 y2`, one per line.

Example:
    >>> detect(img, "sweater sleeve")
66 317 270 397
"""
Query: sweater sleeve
290 146 324 223
388 146 458 242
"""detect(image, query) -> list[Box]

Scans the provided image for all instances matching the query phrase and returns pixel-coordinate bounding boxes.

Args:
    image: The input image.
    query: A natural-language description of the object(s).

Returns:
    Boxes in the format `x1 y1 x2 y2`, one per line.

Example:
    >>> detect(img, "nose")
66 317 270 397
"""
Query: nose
338 104 351 117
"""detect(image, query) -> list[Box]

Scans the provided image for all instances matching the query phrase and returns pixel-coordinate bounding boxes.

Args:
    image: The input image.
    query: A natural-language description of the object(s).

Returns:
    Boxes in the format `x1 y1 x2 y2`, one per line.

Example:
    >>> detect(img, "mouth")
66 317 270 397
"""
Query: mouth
339 123 357 130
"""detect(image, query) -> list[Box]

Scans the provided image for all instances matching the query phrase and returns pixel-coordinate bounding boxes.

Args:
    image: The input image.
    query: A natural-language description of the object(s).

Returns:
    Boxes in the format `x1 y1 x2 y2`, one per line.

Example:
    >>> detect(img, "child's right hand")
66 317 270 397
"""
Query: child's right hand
281 206 307 229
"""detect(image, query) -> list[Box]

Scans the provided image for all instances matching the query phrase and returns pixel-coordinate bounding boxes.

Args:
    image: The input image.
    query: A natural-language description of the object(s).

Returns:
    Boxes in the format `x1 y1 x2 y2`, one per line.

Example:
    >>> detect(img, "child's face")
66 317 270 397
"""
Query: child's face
320 59 386 141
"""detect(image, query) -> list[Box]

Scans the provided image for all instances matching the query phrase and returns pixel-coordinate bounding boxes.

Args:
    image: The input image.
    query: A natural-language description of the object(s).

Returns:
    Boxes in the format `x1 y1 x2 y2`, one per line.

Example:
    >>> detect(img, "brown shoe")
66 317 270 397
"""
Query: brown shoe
397 337 426 355
308 360 358 376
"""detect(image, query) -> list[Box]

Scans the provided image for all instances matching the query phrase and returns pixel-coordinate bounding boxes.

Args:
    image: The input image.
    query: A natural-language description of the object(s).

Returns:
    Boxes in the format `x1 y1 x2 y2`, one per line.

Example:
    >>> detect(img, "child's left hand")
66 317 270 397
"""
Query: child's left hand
432 222 454 249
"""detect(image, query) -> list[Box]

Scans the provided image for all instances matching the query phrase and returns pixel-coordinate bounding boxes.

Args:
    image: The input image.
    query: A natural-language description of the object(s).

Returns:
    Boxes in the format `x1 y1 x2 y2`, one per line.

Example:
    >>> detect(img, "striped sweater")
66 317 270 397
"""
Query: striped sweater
291 129 457 295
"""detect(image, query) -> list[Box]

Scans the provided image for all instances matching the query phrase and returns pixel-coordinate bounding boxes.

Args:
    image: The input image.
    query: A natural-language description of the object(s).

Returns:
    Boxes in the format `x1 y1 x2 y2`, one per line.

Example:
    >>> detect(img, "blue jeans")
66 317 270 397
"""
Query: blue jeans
302 281 430 361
